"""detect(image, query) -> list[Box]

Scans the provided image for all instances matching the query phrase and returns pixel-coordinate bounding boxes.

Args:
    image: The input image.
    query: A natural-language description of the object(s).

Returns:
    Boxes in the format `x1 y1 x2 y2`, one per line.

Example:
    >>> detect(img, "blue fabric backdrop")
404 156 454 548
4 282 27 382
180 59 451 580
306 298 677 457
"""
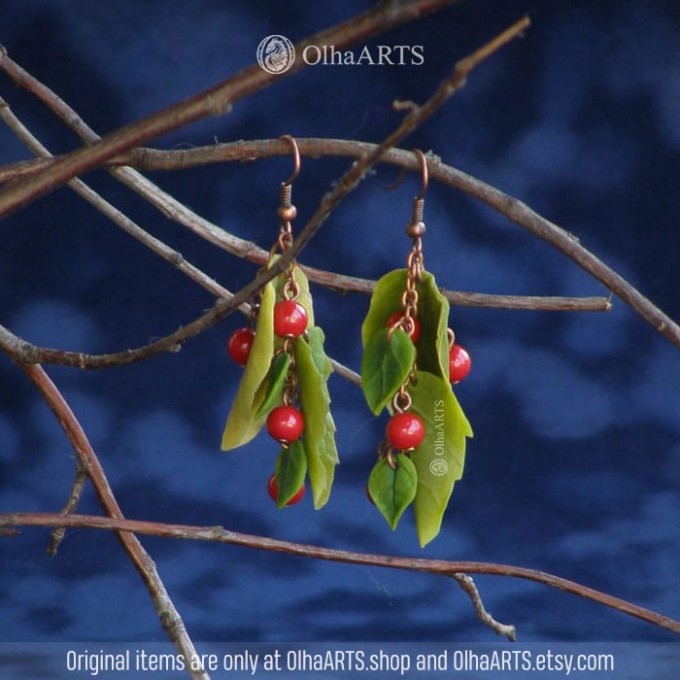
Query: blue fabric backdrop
1 0 679 654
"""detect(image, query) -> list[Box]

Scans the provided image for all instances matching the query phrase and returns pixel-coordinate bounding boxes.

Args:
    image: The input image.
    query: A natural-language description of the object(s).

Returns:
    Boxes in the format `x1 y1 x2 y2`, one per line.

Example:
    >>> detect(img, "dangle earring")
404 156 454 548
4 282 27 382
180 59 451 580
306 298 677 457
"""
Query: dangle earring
222 135 339 510
361 150 473 547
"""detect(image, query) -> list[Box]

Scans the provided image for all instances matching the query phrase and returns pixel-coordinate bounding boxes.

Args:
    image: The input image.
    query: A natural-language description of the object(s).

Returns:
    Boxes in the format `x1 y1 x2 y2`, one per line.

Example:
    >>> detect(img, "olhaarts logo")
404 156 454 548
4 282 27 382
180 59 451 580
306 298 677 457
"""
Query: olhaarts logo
256 35 424 72
256 35 296 74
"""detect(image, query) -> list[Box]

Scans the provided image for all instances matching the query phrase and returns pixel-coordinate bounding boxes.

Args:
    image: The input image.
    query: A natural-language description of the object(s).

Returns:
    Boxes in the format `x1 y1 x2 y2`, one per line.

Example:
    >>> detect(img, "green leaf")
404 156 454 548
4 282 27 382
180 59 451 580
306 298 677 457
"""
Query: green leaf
368 454 418 530
361 328 415 415
221 281 276 450
361 269 450 381
254 352 291 419
416 271 450 381
295 327 338 509
274 440 307 509
361 269 408 346
409 371 473 547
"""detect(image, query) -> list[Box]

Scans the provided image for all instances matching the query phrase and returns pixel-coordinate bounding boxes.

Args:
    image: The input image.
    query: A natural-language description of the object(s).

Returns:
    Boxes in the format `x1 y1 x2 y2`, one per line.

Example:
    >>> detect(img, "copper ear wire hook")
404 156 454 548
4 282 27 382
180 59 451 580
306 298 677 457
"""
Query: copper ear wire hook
414 148 428 200
280 134 300 186
383 148 429 196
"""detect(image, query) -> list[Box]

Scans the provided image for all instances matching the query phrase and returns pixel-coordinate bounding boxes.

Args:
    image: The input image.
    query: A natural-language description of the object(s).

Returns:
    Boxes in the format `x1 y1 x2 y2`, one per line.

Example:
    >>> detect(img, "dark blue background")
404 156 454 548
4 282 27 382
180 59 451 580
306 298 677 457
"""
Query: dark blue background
1 0 679 651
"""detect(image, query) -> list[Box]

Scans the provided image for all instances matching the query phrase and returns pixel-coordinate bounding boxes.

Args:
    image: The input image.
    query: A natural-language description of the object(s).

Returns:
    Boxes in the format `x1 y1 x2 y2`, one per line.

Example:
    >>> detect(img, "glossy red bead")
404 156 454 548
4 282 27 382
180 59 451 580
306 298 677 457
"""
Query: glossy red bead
227 328 255 366
386 311 421 344
267 473 305 506
386 412 425 450
273 300 308 337
266 405 304 443
449 344 471 384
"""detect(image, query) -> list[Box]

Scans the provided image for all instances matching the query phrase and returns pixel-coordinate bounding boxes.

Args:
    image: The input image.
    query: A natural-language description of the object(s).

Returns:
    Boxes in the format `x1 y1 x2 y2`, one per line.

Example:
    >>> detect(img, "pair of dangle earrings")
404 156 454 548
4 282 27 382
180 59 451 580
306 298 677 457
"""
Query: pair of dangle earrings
222 139 472 547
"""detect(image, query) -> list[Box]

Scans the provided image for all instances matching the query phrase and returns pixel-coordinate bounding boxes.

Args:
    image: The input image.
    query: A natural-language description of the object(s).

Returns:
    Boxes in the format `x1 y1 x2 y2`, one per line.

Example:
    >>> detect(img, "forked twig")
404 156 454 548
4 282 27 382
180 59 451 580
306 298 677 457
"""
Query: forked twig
47 462 88 556
451 573 517 641
16 364 211 680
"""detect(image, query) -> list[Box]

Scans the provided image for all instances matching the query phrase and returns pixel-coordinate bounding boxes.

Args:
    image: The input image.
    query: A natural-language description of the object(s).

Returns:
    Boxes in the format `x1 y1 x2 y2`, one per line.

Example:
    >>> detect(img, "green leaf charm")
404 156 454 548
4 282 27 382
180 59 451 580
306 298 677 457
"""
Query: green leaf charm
361 328 415 415
409 370 473 547
221 281 276 450
368 454 418 530
416 272 450 381
295 327 338 509
274 440 307 509
361 269 408 345
254 352 291 419
361 269 450 381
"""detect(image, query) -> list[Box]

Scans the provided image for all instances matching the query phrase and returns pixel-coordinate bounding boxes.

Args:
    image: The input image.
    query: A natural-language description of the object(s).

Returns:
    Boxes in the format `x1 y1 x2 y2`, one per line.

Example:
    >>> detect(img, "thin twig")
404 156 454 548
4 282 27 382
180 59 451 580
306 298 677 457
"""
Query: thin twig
47 462 88 556
2 511 679 638
0 0 464 218
451 573 516 641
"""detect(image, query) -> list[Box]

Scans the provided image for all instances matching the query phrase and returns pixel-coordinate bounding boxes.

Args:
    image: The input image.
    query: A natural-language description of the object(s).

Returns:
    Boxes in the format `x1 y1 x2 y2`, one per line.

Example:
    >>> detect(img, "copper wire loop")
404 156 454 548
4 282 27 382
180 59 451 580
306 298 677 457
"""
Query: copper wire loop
377 442 398 471
278 229 294 250
283 277 300 301
392 387 412 414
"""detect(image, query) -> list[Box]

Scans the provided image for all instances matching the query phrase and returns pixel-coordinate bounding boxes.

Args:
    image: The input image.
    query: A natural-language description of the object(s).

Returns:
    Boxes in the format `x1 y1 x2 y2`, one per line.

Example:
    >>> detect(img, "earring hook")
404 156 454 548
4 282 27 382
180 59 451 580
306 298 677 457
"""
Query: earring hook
414 149 428 199
383 148 429 197
280 134 301 186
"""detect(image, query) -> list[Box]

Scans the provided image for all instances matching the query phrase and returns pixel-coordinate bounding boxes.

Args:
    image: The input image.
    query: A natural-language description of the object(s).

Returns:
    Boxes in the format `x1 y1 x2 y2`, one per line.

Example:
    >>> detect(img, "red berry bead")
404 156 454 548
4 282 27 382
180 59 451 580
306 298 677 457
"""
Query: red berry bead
274 300 308 337
227 328 255 366
386 311 421 344
449 344 471 384
266 405 304 443
267 473 305 506
386 412 425 450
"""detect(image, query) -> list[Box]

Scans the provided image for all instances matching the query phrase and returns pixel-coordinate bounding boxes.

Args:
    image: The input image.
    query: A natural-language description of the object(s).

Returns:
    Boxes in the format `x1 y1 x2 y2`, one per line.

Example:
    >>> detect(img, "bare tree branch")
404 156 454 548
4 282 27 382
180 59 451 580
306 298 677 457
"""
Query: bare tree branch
0 40 611 316
3 511 680 638
0 94 238 303
1 2 674 652
0 0 466 218
16 365 211 680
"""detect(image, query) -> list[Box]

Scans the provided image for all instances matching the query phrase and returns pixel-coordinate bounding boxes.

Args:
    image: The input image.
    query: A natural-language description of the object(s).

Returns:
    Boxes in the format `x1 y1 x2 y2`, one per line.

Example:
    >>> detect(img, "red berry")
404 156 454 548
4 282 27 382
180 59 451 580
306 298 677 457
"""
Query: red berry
266 405 304 442
267 473 305 506
386 311 421 344
274 300 308 337
227 328 255 366
449 344 471 384
386 412 425 450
